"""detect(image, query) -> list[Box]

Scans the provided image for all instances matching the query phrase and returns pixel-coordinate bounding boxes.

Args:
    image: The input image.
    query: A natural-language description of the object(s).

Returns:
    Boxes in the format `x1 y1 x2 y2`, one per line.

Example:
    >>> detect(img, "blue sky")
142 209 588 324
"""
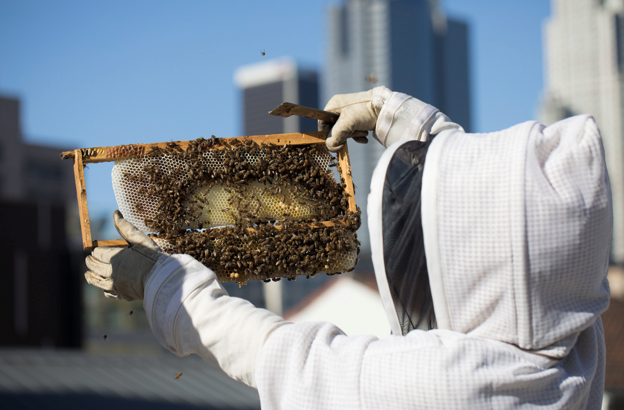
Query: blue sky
0 0 551 235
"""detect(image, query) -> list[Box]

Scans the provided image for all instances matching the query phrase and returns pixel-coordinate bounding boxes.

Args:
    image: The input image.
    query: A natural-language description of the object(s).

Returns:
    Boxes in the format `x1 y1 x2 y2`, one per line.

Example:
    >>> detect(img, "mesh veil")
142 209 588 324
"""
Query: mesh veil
381 140 436 335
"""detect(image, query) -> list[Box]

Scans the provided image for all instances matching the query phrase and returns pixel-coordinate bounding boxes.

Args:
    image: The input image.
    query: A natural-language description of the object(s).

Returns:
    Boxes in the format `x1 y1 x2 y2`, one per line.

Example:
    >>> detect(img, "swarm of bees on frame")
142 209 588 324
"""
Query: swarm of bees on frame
118 136 361 285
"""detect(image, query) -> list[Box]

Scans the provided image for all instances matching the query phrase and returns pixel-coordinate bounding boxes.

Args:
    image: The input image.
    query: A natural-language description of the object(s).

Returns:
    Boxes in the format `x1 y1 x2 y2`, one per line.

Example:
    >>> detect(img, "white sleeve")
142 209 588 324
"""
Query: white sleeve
143 254 288 388
255 321 602 410
374 92 464 147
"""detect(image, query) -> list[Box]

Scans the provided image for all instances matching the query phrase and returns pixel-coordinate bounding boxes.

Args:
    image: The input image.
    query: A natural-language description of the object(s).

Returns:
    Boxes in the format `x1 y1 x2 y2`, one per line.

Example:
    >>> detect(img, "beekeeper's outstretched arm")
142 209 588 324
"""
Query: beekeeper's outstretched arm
319 86 463 151
85 211 288 388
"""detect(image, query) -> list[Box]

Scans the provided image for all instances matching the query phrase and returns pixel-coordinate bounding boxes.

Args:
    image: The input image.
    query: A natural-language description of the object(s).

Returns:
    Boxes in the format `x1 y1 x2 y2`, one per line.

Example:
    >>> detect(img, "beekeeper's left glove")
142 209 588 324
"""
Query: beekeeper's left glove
84 210 168 301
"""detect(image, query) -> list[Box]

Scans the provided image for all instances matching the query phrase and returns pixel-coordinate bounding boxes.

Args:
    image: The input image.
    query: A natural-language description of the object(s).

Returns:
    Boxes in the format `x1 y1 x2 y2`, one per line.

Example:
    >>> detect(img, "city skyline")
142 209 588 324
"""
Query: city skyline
0 0 550 238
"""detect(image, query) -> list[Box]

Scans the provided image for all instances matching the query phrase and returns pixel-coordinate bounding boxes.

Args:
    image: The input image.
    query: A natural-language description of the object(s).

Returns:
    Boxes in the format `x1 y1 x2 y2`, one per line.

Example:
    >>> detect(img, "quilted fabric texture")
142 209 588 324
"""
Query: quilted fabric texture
423 115 611 355
375 91 463 147
257 321 605 409
256 113 611 409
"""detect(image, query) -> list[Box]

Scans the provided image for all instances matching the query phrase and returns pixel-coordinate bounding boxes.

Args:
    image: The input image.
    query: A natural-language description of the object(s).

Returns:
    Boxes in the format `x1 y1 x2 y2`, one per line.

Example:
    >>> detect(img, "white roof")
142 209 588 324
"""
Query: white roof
285 274 391 339
233 57 297 89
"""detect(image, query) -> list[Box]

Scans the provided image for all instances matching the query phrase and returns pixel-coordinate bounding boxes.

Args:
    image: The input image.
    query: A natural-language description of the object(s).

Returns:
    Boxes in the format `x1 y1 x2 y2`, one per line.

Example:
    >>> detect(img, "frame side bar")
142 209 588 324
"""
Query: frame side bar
73 150 94 250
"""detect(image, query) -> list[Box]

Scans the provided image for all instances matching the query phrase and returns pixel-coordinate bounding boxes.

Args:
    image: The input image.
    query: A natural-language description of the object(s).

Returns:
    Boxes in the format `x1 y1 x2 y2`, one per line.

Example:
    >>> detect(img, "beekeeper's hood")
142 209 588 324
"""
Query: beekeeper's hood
368 115 612 358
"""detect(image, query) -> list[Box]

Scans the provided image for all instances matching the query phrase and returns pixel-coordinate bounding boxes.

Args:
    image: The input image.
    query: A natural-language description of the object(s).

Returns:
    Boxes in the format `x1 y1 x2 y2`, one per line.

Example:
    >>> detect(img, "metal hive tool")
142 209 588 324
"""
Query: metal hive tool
61 117 361 285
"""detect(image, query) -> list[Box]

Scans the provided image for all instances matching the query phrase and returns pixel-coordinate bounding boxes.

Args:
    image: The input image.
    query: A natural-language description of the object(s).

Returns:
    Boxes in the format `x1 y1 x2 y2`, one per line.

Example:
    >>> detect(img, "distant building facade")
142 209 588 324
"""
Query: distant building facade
234 58 320 136
0 96 75 205
538 0 624 263
324 0 471 257
0 94 81 348
233 58 327 314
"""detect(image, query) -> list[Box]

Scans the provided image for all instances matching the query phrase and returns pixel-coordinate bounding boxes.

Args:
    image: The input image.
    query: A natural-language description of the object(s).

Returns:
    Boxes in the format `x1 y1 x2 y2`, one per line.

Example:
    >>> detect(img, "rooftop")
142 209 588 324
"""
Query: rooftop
0 349 260 410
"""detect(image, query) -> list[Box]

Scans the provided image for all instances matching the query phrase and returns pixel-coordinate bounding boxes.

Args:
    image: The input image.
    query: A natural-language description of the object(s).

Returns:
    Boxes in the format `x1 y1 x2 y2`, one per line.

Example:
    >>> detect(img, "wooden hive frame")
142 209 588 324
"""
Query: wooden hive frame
61 131 356 251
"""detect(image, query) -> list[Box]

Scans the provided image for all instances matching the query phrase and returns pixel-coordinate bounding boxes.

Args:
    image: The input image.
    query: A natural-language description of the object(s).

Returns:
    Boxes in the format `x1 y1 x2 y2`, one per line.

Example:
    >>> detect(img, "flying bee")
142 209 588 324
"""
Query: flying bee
103 335 108 341
261 50 266 56
175 372 183 380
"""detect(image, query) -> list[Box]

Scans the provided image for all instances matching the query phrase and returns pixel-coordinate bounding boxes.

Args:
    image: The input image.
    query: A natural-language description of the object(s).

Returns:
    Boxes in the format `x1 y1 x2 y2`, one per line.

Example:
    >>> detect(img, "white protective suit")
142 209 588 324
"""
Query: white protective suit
142 91 612 409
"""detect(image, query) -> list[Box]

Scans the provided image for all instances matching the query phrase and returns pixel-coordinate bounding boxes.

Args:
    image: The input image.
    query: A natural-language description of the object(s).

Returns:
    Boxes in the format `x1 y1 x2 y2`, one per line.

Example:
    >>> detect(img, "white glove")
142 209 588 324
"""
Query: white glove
84 210 167 301
319 86 393 152
321 87 464 150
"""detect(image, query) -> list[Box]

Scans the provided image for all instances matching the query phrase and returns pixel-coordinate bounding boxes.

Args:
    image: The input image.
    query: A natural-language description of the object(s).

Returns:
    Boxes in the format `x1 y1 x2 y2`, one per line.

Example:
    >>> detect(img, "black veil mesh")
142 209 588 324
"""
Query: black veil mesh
382 140 436 335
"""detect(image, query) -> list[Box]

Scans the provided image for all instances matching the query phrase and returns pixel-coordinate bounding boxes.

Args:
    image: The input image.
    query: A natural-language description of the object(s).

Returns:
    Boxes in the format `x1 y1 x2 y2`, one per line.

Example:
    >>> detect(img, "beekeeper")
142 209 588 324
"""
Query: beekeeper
85 86 611 409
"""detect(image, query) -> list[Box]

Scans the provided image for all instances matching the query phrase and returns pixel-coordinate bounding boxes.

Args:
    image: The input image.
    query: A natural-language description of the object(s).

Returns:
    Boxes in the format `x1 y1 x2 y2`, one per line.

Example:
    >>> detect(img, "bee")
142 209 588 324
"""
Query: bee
261 50 266 56
103 335 108 341
129 310 134 316
365 74 378 83
174 372 183 379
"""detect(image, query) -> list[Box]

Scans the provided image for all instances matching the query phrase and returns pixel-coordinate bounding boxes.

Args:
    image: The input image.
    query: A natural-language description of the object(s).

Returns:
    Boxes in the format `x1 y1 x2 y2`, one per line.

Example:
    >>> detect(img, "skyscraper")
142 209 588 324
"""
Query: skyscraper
0 95 82 348
234 57 319 136
0 96 75 205
325 0 471 259
538 0 624 263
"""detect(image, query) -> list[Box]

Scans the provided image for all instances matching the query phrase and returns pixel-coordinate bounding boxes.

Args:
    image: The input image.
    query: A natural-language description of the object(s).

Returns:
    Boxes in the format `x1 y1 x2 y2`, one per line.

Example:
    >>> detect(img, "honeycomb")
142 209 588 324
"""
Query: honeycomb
110 138 360 284
112 144 336 231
